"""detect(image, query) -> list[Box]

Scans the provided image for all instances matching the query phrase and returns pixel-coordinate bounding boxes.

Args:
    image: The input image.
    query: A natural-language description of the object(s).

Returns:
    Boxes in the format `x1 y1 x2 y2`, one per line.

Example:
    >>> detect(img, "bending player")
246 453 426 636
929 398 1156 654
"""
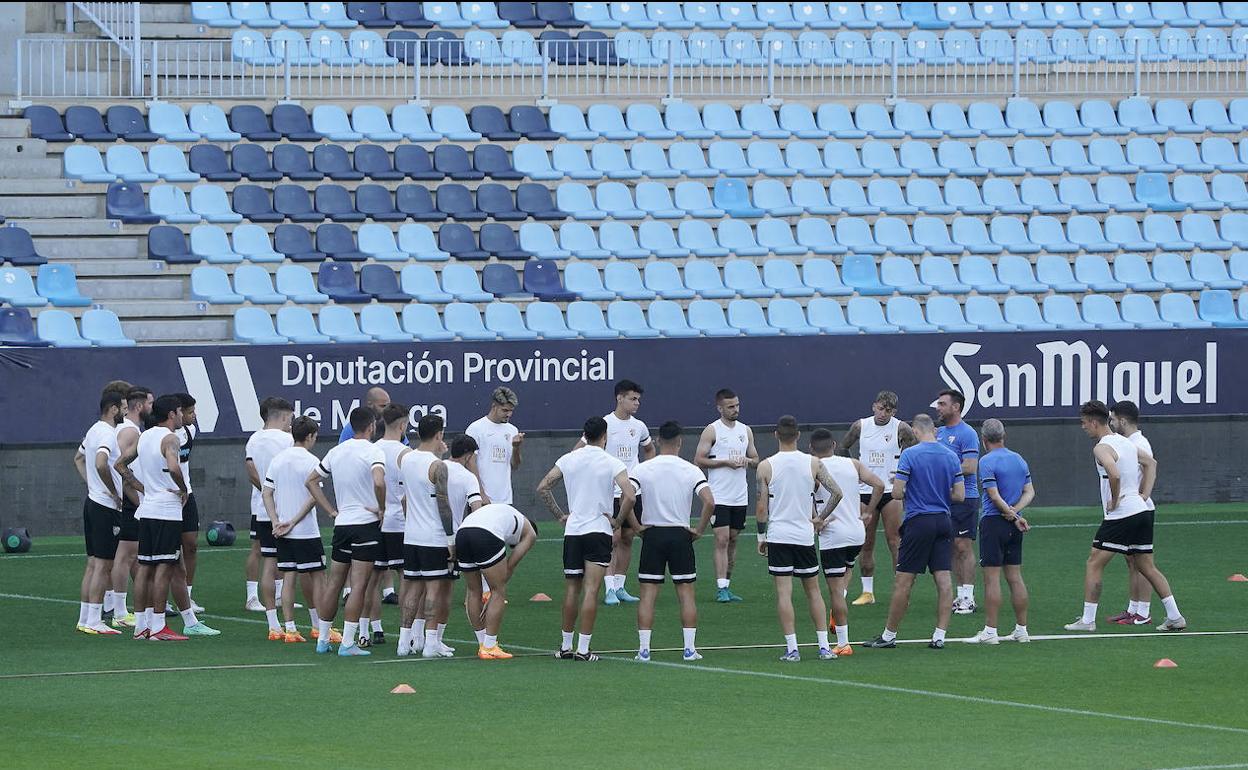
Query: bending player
694 389 757 603
456 503 538 660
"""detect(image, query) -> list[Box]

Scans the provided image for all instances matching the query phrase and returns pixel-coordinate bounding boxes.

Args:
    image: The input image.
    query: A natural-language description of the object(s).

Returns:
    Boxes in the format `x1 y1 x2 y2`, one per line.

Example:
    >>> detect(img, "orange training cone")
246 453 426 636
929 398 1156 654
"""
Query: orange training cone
1229 573 1248 582
1153 658 1178 669
530 592 552 602
390 684 416 694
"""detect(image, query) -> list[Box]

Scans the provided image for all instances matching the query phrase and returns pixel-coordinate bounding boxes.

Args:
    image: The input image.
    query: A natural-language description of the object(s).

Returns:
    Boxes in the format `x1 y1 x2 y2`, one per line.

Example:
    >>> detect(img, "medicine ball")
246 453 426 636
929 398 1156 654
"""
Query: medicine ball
2 528 32 553
205 521 236 547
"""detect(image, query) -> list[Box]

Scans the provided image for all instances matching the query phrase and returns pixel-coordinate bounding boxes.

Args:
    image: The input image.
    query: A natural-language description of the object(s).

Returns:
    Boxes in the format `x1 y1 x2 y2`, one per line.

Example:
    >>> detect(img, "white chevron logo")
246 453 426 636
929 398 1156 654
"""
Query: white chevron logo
177 356 262 434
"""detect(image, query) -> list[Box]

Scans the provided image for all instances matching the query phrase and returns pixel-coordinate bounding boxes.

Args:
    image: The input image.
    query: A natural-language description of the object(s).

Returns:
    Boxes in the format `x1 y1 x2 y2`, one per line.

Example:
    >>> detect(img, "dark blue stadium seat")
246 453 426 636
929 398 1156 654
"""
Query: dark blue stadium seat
274 184 324 222
427 30 468 65
273 144 323 181
0 308 49 346
578 31 621 64
275 224 326 262
480 223 531 260
346 2 389 26
317 261 370 302
473 144 522 180
477 183 526 221
106 105 157 141
64 106 116 141
315 184 365 222
231 143 281 181
517 183 566 220
271 103 321 141
433 145 483 181
313 144 364 181
386 30 423 64
354 144 403 180
356 184 404 222
147 225 196 264
395 184 444 220
232 184 284 223
24 106 72 141
359 263 408 301
469 107 519 141
436 184 487 221
537 2 583 28
385 1 434 27
106 182 159 224
439 223 489 260
525 258 577 300
509 105 559 140
500 2 544 27
393 145 441 180
229 105 280 140
482 263 531 297
0 226 48 266
188 144 242 182
316 223 367 261
540 30 588 63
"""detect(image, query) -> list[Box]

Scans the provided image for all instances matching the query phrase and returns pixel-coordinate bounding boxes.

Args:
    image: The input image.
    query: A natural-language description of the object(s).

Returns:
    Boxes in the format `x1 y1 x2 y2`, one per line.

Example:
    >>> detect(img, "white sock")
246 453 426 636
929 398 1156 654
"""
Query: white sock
932 627 946 643
425 629 438 649
103 590 115 614
150 610 166 634
835 624 848 647
604 574 615 593
882 628 897 642
265 609 280 632
436 623 446 643
1014 624 1028 635
275 578 284 601
576 633 592 655
638 629 652 652
561 630 574 651
318 619 331 640
78 602 89 626
1139 601 1152 619
861 576 874 593
87 602 103 626
956 585 967 601
483 633 497 648
115 592 128 616
716 578 729 589
682 627 696 651
414 618 427 639
962 584 975 602
475 629 486 645
983 625 997 637
187 585 193 599
1081 602 1098 624
815 630 829 649
399 626 411 651
343 621 358 645
282 620 294 632
784 633 798 653
359 617 371 639
1161 595 1180 620
617 575 628 592
371 619 383 633
246 581 258 601
180 608 199 628
1127 600 1139 615
382 587 396 598
309 608 320 628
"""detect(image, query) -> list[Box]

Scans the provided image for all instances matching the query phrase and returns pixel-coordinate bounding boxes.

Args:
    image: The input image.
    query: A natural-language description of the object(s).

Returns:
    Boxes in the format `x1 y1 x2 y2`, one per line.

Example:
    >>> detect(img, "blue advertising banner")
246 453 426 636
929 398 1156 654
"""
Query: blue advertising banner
0 329 1236 445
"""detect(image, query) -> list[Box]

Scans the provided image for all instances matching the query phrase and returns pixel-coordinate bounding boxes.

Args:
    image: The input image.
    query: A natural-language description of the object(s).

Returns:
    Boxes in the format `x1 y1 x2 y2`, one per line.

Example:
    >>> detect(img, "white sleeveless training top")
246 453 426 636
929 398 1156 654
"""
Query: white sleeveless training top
707 419 749 506
1097 433 1147 520
135 426 182 521
766 450 815 546
858 416 900 494
816 456 866 550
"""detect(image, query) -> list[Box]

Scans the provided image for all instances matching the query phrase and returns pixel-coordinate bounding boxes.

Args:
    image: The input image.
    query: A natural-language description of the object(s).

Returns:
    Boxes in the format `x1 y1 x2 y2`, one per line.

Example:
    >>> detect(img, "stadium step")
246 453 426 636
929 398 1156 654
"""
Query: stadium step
104 299 209 318
0 119 29 138
37 236 140 260
123 317 230 343
0 138 47 159
3 180 110 195
8 218 120 236
0 194 101 219
78 277 184 300
0 158 61 178
69 259 172 277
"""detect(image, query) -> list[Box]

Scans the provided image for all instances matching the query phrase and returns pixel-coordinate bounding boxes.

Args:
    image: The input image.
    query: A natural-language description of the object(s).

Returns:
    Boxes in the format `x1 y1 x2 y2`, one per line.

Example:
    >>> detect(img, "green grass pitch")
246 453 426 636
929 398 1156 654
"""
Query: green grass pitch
2 504 1246 768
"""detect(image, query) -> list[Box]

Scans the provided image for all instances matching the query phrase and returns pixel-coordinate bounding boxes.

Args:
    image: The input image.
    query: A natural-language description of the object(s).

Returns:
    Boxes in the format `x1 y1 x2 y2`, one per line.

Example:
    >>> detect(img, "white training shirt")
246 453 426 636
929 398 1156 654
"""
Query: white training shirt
316 438 385 526
177 423 196 495
81 419 122 510
765 450 816 547
706 419 750 506
246 428 293 522
400 448 449 546
816 456 866 550
447 460 483 530
631 454 708 528
556 445 628 537
602 412 652 498
134 426 182 521
857 416 901 494
263 446 321 540
466 415 519 504
376 438 408 533
460 503 527 546
1125 430 1156 512
1097 433 1148 520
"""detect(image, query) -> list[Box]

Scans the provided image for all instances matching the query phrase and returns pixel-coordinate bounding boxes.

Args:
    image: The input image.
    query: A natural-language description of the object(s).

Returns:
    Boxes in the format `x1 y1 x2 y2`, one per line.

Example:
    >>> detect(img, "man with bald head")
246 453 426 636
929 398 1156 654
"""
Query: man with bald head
340 387 394 443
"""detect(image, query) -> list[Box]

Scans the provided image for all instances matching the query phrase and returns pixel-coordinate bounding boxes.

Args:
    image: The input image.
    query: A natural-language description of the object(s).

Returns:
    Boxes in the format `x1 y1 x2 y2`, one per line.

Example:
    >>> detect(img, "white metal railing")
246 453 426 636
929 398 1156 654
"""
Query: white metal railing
65 1 142 94
15 33 1248 103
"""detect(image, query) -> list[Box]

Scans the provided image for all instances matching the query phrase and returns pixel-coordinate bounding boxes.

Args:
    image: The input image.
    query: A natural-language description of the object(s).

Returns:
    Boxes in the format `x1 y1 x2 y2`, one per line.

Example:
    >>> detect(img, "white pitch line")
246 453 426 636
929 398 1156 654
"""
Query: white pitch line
1152 765 1248 770
0 662 316 681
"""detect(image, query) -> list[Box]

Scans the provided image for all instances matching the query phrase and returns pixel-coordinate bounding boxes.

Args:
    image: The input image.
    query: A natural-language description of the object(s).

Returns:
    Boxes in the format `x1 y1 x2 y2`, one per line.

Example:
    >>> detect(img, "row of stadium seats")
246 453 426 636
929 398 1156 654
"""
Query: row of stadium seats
0 308 134 347
188 2 1248 34
174 252 1248 308
29 98 1248 145
0 265 91 307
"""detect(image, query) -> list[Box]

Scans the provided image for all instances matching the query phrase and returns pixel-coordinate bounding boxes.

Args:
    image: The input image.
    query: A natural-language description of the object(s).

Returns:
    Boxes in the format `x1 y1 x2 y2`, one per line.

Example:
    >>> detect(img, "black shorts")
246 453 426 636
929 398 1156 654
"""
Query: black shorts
181 493 200 534
860 492 895 512
455 527 507 571
253 519 278 556
820 544 863 577
712 504 747 530
563 532 613 577
118 498 139 542
83 499 120 560
615 495 643 529
277 537 327 573
376 531 405 571
331 522 382 564
897 514 953 574
638 526 697 583
979 515 1024 567
136 518 182 566
950 500 978 540
1093 511 1155 555
766 542 821 578
402 544 457 580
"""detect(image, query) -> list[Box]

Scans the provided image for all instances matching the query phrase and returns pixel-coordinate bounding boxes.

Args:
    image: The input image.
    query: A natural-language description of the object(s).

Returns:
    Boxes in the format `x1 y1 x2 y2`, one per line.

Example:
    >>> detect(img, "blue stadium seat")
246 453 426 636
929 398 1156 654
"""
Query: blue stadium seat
148 145 199 183
434 223 484 261
641 262 693 300
507 105 558 140
564 262 612 301
79 308 135 347
232 264 286 304
638 220 689 258
146 225 194 265
1001 295 1052 331
441 263 494 302
712 178 763 218
884 296 939 333
680 261 731 300
32 308 89 347
316 261 369 303
1191 252 1240 289
359 264 408 302
317 306 372 344
485 302 540 340
357 305 413 343
149 184 201 224
272 265 327 304
354 183 403 222
845 297 898 334
316 223 367 262
723 299 776 337
924 295 978 332
24 106 72 141
603 262 656 300
62 106 113 143
1201 291 1248 328
106 182 159 224
401 304 454 342
519 221 571 259
0 307 49 346
480 223 530 260
399 264 453 303
598 221 649 259
525 301 578 340
636 182 684 219
564 302 618 339
191 265 244 304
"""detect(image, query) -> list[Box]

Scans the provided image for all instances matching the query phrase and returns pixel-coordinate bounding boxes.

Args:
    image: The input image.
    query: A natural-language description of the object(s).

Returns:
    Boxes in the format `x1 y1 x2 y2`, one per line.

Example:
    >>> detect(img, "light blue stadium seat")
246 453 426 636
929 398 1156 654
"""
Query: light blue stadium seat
727 298 779 337
918 255 970 293
1232 251 1248 283
484 303 539 340
73 308 132 347
194 2 243 27
392 104 440 141
1117 294 1174 330
35 264 89 307
663 102 713 139
1165 137 1214 174
996 255 1048 293
1173 175 1220 212
440 263 492 302
232 264 285 304
565 301 619 339
937 139 986 175
1048 140 1098 176
587 104 637 141
307 1 357 27
906 30 954 63
723 259 775 298
150 184 201 224
1139 214 1190 251
499 30 544 65
880 255 934 294
1066 215 1115 253
1192 252 1240 291
1012 139 1060 175
396 223 449 262
707 141 757 176
1038 295 1093 330
514 222 567 260
1088 138 1136 175
189 184 242 223
398 264 453 303
1093 177 1144 213
931 103 979 138
958 255 1009 293
590 143 640 180
747 141 794 177
1150 253 1203 291
803 297 854 334
847 297 900 334
760 298 814 336
514 144 560 181
963 295 1016 331
1041 100 1090 136
1076 294 1132 331
688 299 740 337
1221 212 1248 248
1002 295 1052 331
0 267 45 307
443 302 496 341
603 262 656 300
1071 254 1126 293
398 304 453 341
756 219 805 256
311 104 362 140
884 296 938 333
147 102 198 141
1105 214 1157 252
598 221 649 259
147 144 199 183
790 179 840 217
615 30 662 65
575 2 618 28
841 253 890 295
836 217 884 255
665 142 714 179
1035 254 1088 293
267 29 319 64
713 178 764 218
982 178 1031 215
898 141 947 177
952 216 1001 254
800 256 852 295
353 223 405 263
674 180 725 218
308 30 358 65
778 104 829 140
638 220 689 257
1110 253 1163 292
1127 138 1175 174
606 300 660 338
647 299 699 337
1059 177 1109 214
821 141 867 178
860 141 907 177
105 145 157 183
431 105 481 141
595 182 643 220
943 178 992 215
761 259 813 297
625 104 675 140
556 183 606 221
62 145 114 183
191 265 243 304
187 104 241 141
1018 178 1069 214
554 222 606 260
228 308 286 345
854 103 902 140
1024 214 1075 253
636 182 684 219
314 306 370 344
701 104 750 140
678 220 729 258
718 219 767 256
190 224 241 264
642 262 694 300
683 260 734 299
358 305 414 343
924 295 977 331
816 104 865 139
1185 214 1232 251
272 265 326 304
912 217 961 255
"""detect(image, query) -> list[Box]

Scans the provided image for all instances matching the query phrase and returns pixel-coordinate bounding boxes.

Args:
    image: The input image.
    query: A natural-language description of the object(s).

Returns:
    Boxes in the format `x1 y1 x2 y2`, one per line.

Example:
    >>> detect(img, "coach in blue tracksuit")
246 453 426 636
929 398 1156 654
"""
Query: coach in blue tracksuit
864 413 964 650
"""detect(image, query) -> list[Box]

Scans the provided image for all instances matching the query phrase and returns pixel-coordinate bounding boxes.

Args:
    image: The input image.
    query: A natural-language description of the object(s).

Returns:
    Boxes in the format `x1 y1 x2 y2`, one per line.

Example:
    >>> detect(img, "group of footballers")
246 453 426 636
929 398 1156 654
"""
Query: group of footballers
73 374 1187 661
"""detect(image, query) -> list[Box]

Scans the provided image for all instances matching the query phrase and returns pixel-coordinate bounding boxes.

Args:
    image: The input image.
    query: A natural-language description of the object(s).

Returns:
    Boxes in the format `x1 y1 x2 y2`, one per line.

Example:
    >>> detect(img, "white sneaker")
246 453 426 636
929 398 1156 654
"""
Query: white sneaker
423 642 453 658
1064 619 1096 632
951 597 966 614
953 598 975 616
245 597 264 612
397 642 410 657
438 641 456 655
1009 627 1030 643
1156 616 1187 632
965 628 999 645
410 635 425 654
190 601 205 613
